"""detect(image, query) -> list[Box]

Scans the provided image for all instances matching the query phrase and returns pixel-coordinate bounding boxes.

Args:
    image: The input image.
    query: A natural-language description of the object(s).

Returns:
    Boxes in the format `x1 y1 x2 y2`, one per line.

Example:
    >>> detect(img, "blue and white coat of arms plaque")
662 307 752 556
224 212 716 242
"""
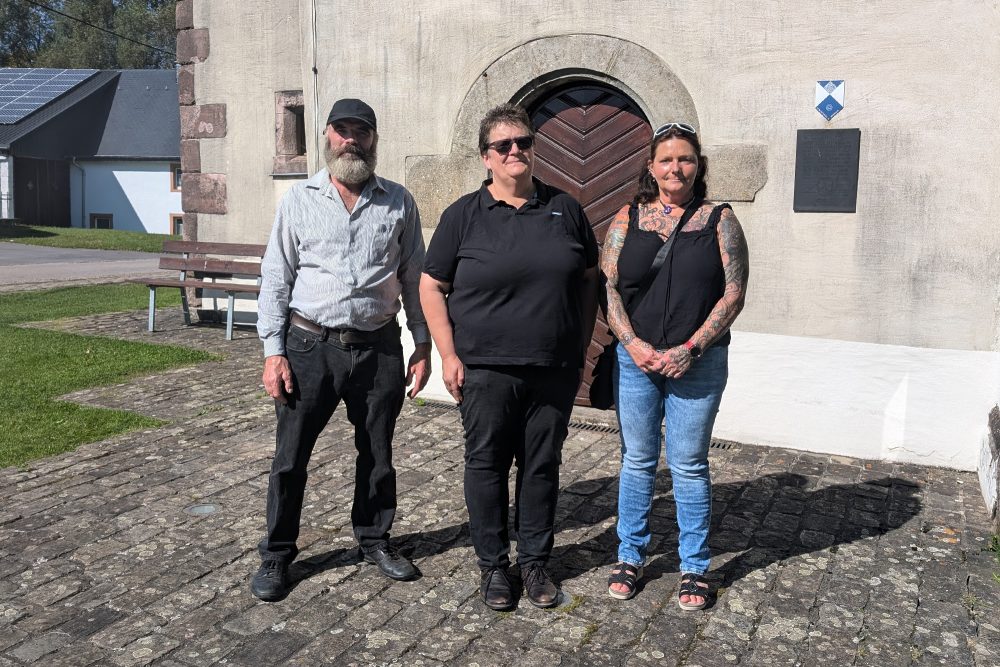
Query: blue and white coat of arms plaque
815 80 845 120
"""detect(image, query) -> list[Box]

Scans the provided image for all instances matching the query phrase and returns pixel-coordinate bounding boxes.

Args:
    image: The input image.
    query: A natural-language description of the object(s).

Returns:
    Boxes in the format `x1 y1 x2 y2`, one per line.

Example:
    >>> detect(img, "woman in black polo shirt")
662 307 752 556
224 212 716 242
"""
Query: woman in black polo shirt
420 103 598 611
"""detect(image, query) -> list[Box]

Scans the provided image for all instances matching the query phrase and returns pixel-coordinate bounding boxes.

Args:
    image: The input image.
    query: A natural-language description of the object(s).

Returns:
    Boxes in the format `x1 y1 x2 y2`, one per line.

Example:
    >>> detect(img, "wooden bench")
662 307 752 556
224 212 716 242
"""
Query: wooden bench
130 241 267 340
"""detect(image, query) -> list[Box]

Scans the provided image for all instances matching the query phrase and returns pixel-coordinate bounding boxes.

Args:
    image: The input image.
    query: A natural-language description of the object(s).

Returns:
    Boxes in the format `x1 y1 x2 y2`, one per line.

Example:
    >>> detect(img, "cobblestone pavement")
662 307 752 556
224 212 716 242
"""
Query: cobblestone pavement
2 310 999 666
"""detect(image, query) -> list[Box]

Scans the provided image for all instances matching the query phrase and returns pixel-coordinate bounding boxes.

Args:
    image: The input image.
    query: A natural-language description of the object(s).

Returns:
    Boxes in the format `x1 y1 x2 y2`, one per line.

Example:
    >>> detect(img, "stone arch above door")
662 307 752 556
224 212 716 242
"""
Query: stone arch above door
450 34 698 156
405 34 766 229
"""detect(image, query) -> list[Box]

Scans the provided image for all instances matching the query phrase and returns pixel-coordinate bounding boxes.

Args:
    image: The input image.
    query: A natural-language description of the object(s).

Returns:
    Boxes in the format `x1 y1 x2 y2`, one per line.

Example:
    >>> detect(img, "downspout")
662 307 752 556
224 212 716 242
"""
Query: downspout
70 158 85 228
310 0 321 168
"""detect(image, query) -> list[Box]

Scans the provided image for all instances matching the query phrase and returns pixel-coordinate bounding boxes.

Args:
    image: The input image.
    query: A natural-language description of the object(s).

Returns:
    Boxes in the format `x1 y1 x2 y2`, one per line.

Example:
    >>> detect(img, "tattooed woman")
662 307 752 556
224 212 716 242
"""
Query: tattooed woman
602 123 749 609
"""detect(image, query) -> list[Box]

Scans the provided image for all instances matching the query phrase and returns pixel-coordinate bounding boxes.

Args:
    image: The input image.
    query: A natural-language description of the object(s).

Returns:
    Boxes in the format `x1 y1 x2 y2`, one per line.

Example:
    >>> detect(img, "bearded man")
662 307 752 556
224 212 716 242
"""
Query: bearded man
251 98 431 601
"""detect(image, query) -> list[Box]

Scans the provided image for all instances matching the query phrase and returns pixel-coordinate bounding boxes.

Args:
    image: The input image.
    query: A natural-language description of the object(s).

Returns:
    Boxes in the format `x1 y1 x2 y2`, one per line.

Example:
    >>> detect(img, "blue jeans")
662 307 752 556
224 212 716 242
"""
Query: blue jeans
614 343 728 574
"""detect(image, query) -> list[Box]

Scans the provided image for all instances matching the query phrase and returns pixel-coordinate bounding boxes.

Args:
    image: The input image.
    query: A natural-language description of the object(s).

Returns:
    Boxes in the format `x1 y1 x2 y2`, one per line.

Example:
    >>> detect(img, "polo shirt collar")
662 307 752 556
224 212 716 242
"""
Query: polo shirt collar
480 177 551 210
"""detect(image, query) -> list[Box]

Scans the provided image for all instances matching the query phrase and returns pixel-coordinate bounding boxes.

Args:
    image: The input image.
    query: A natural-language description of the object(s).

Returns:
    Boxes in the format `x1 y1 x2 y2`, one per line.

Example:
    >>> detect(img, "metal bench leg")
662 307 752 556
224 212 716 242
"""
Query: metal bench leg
148 287 156 332
180 286 192 326
226 293 235 340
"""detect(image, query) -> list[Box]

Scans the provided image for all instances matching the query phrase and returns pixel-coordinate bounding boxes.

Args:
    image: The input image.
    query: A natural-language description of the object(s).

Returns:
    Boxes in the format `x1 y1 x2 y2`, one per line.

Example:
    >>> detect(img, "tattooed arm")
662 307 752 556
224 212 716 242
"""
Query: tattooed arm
600 205 666 373
661 206 749 377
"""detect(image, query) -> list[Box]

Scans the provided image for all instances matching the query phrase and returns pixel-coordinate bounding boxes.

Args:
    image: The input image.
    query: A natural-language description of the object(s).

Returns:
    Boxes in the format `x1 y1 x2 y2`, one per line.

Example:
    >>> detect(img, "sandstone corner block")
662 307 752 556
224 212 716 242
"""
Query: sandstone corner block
180 140 201 173
177 28 209 64
175 0 194 30
182 174 227 214
181 212 198 240
180 104 227 139
178 65 195 106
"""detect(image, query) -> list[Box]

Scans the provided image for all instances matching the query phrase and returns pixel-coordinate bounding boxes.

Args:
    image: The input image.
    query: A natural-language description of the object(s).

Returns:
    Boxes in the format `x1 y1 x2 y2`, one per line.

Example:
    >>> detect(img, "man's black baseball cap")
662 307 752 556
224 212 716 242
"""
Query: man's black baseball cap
326 98 377 131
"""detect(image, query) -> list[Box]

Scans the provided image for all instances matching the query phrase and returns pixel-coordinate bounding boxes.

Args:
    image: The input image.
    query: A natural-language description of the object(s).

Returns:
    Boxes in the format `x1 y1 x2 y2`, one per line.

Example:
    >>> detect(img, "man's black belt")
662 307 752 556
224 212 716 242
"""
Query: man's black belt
290 312 396 345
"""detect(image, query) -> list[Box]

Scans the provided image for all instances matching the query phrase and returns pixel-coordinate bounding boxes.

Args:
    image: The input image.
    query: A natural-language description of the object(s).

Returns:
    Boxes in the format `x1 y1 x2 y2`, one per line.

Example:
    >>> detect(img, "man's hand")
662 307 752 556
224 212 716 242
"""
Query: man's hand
442 353 465 403
405 343 432 399
263 354 294 404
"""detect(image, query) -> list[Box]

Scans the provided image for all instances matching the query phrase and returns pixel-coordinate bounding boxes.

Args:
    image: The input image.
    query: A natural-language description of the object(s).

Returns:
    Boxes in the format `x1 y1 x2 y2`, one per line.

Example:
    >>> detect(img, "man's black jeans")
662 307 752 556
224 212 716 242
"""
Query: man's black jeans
258 323 405 564
459 365 579 570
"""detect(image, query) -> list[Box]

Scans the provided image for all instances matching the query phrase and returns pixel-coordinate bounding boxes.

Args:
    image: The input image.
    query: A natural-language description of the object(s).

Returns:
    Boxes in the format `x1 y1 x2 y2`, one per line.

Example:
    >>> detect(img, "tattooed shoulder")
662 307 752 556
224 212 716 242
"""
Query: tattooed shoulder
682 204 713 231
717 207 749 285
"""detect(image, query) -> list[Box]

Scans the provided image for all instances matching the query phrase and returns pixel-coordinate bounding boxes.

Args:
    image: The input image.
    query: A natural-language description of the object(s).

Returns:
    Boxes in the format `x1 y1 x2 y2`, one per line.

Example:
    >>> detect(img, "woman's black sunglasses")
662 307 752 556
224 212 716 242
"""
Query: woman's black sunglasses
487 135 535 155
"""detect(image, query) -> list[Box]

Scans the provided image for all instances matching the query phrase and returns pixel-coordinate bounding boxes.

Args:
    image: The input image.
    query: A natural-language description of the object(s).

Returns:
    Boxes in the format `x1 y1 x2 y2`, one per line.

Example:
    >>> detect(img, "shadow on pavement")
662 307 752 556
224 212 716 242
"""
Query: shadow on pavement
293 470 921 596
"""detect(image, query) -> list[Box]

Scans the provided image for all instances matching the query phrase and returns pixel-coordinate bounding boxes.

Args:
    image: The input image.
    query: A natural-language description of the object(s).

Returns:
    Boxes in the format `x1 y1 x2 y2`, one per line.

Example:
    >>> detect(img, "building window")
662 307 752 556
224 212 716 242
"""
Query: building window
171 214 184 236
273 90 307 175
89 213 113 230
170 163 182 191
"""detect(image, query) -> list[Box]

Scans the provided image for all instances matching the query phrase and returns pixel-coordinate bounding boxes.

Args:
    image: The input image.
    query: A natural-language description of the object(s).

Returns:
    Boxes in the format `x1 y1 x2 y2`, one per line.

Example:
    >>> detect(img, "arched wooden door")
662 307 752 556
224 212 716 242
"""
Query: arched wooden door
530 84 652 406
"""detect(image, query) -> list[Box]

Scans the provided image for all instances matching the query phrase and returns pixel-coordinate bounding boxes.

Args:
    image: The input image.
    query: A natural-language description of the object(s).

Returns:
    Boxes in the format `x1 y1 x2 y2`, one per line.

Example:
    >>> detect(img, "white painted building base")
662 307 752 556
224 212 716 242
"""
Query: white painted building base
232 305 998 475
718 333 998 472
403 324 999 474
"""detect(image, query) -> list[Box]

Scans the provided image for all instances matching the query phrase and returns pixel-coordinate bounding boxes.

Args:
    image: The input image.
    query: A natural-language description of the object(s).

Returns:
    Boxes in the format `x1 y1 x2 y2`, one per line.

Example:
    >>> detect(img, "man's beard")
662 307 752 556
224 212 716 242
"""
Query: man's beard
325 141 377 184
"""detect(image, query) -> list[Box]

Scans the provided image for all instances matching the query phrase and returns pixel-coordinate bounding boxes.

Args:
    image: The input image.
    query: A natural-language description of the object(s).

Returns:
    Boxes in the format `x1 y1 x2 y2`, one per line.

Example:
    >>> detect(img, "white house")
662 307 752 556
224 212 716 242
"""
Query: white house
0 68 182 235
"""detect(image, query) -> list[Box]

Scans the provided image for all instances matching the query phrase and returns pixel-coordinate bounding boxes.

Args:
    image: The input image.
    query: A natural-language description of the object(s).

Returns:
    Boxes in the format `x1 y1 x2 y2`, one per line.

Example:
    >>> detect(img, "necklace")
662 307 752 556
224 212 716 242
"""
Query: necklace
661 193 696 215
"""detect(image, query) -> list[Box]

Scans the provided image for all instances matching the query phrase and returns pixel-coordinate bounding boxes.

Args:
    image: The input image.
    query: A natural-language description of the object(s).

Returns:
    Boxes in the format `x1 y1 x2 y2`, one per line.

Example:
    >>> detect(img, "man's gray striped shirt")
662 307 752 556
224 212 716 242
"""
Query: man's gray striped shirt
257 168 429 357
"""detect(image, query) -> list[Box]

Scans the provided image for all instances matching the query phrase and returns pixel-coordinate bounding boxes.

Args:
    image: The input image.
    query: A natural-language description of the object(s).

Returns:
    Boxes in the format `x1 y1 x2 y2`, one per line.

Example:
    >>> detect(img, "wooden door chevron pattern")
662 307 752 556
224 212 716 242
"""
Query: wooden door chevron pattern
530 84 652 407
531 85 651 243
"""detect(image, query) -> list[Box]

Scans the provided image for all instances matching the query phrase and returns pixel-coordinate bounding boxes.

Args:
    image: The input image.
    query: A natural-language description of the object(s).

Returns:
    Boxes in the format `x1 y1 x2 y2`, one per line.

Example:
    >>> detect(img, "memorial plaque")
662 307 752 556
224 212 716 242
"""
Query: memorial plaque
793 128 861 213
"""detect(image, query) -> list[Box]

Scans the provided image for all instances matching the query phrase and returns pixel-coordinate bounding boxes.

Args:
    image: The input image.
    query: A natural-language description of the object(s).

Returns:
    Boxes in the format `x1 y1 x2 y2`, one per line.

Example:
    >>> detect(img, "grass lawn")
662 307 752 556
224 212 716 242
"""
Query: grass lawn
0 284 217 468
0 223 176 253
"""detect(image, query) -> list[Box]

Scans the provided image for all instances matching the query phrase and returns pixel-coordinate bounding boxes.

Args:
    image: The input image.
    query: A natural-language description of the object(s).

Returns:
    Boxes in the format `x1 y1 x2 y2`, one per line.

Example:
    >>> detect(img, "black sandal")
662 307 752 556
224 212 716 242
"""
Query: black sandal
607 562 643 600
677 572 710 610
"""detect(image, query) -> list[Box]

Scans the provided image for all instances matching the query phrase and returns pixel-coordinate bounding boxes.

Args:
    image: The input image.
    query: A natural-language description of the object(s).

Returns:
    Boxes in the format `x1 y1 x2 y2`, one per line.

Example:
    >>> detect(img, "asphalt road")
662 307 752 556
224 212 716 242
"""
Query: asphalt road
0 242 164 291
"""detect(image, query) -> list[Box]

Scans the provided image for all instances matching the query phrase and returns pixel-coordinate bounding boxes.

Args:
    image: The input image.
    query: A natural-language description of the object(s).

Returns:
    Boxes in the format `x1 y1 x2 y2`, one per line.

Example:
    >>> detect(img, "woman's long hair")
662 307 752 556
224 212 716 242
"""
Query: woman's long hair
631 128 708 206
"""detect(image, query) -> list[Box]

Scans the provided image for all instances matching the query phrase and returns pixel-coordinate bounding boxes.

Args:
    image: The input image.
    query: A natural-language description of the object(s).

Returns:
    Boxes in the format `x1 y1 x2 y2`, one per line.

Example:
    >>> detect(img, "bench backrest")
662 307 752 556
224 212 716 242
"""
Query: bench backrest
159 241 267 278
161 241 267 257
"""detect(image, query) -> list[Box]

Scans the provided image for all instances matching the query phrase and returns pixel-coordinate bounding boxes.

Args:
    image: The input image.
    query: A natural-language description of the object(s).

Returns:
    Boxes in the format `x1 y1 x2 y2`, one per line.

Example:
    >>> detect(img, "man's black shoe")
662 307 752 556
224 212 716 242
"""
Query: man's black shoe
522 563 559 608
362 544 417 581
480 566 515 611
250 560 289 602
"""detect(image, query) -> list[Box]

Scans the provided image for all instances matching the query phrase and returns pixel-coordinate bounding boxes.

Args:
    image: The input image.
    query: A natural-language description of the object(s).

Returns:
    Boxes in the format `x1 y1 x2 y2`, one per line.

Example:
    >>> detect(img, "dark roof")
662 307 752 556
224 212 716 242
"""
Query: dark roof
0 68 98 124
0 68 179 160
0 70 118 150
93 70 180 159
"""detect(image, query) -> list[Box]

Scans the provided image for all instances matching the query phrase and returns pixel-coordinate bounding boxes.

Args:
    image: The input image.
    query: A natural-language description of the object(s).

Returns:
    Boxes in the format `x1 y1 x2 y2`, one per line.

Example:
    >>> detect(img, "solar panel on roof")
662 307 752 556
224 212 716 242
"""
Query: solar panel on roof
0 68 98 125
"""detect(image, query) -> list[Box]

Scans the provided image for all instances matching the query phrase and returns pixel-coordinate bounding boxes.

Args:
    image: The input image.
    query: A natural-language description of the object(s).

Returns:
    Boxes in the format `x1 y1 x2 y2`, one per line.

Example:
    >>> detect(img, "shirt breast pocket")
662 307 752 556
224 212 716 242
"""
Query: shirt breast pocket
370 218 403 262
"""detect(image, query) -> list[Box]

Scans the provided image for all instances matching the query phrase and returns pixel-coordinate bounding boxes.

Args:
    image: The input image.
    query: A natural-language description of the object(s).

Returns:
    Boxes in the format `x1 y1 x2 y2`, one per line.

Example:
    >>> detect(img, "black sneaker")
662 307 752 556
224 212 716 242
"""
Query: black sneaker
480 566 515 611
250 560 289 602
362 544 417 581
522 563 559 608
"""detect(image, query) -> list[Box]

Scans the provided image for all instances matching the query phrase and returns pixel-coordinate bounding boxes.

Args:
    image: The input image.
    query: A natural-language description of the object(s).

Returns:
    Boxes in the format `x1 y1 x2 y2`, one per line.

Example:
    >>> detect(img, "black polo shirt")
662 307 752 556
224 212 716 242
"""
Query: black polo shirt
424 178 599 367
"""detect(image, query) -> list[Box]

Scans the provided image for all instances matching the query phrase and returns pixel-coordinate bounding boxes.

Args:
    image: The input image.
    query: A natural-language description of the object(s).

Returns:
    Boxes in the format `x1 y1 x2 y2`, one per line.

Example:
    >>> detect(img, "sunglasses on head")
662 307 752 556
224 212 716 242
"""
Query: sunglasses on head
653 122 697 137
486 135 535 155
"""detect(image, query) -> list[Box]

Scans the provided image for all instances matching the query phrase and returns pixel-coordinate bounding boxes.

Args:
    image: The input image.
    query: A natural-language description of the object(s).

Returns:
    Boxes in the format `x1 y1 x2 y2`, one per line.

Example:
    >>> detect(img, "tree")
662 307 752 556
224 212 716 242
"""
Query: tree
35 0 118 69
113 0 176 69
21 0 176 70
0 1 53 67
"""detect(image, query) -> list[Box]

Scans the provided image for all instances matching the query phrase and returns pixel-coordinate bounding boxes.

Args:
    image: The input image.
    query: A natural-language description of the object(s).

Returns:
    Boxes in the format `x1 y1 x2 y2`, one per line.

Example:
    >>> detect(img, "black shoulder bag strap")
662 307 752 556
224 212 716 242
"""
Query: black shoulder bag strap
628 197 703 315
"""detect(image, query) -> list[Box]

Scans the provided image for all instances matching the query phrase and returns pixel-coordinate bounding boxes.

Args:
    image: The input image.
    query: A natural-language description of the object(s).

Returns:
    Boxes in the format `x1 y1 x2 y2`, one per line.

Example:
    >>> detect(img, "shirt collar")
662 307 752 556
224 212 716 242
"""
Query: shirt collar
479 176 550 209
306 168 386 198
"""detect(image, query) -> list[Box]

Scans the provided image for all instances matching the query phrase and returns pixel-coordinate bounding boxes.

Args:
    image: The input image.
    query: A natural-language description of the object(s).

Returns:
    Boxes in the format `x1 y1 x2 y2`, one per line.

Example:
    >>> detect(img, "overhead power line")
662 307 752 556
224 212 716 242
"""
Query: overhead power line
21 0 176 58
